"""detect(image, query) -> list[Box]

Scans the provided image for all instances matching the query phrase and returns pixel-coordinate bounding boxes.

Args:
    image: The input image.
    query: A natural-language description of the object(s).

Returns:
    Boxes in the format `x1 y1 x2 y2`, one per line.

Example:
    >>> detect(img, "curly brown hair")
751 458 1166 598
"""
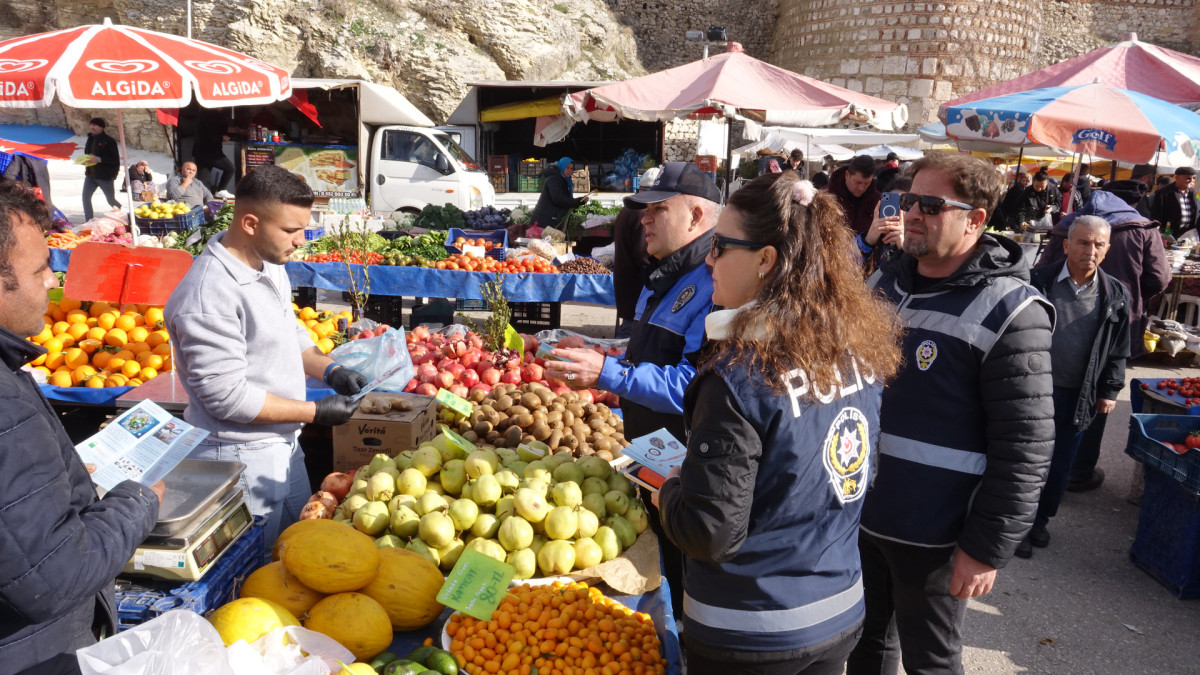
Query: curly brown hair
700 172 903 395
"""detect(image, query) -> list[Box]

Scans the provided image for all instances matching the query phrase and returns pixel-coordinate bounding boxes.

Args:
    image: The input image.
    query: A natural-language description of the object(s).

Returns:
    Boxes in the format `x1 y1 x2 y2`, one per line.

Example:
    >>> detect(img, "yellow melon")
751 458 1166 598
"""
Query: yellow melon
272 518 350 562
303 592 393 662
281 523 380 593
239 561 327 618
360 548 446 630
207 597 299 646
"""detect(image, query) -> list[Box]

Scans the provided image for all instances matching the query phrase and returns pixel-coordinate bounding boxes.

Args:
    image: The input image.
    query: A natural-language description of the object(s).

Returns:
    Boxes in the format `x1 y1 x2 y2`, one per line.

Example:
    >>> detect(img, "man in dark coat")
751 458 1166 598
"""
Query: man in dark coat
81 117 121 221
0 181 163 674
611 167 657 339
1021 171 1062 228
1149 166 1198 235
825 154 881 236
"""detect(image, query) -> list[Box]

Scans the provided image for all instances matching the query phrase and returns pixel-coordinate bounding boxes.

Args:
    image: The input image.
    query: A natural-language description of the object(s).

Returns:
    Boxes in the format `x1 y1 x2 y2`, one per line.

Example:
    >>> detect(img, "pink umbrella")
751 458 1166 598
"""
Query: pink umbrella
566 51 907 130
940 33 1200 121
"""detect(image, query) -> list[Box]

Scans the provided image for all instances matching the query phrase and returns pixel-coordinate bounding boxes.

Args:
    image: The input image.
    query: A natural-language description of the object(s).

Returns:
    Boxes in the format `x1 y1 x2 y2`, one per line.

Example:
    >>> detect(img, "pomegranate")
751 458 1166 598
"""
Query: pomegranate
319 472 354 501
445 362 466 378
299 501 331 520
415 382 438 396
449 384 470 398
410 325 430 341
434 371 455 390
460 350 481 369
480 368 502 386
459 369 480 388
416 363 438 383
501 369 523 385
403 379 419 393
521 362 544 383
470 383 492 397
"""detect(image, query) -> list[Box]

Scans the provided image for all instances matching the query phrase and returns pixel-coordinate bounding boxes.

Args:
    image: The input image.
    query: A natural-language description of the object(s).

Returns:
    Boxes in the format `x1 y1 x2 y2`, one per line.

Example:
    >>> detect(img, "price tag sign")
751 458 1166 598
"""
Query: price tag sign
437 548 514 620
517 441 547 460
463 245 487 257
440 425 477 454
436 388 473 418
504 324 525 356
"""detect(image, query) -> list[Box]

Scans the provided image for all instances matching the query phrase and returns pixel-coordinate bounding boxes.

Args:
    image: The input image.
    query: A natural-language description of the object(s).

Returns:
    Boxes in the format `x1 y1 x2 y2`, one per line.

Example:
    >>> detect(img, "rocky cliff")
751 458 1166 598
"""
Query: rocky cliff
0 0 646 152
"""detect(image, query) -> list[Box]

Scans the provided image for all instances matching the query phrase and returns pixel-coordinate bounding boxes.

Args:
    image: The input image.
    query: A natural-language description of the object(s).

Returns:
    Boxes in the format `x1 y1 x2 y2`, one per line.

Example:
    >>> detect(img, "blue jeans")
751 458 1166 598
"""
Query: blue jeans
1034 387 1084 527
189 434 310 546
81 175 118 221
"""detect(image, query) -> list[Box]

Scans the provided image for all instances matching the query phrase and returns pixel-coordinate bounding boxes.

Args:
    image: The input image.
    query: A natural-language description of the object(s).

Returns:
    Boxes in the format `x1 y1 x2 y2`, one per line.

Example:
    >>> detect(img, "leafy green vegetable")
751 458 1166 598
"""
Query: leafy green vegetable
174 203 233 256
308 231 388 254
560 201 621 238
413 203 465 230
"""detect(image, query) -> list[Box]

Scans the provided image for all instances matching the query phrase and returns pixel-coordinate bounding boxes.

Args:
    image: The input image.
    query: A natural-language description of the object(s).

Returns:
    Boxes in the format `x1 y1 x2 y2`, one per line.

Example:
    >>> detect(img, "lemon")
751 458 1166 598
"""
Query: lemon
207 597 299 646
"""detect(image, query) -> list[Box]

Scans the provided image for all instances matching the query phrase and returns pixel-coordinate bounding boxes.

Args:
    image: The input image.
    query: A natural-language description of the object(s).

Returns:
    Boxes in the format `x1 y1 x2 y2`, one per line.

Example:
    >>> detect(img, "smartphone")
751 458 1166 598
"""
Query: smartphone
880 191 901 218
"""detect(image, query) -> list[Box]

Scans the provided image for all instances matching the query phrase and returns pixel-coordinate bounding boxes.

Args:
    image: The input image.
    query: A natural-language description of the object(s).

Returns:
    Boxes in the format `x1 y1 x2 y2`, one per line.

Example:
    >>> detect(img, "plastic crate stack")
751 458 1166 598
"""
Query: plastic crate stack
488 155 509 194
444 227 507 261
134 205 206 237
114 517 267 629
509 301 562 333
518 159 546 193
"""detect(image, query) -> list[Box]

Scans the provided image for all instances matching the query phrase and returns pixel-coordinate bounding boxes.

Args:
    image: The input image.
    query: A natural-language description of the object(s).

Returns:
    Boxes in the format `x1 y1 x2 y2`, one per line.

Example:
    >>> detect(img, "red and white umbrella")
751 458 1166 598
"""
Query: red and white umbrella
0 18 290 108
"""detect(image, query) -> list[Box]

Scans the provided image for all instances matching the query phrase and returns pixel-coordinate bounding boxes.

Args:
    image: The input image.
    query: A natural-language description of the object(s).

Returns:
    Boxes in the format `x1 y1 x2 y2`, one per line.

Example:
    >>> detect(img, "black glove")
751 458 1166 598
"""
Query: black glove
327 365 368 396
313 394 358 426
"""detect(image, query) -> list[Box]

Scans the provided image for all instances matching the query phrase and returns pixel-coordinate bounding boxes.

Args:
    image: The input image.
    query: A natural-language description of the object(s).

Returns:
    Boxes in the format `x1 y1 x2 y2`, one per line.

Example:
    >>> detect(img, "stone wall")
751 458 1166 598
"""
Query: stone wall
663 119 700 162
1036 0 1200 68
602 0 780 69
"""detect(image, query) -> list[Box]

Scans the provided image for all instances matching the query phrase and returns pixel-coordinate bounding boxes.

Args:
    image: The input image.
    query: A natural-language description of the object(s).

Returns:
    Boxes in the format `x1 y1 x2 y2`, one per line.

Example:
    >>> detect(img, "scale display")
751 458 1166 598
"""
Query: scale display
194 504 251 568
125 499 251 582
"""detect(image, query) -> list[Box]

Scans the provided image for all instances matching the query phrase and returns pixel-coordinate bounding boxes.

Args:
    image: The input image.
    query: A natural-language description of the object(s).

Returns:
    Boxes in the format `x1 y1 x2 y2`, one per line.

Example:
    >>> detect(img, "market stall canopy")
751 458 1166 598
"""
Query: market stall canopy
564 51 908 131
940 33 1200 120
858 144 923 161
292 79 434 128
752 125 919 148
732 134 854 161
0 18 291 108
943 82 1200 164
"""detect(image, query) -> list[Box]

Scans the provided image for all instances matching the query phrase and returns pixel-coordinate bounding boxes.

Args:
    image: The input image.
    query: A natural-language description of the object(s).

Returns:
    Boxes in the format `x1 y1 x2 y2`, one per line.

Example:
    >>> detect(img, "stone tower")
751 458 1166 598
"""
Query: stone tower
772 0 1044 127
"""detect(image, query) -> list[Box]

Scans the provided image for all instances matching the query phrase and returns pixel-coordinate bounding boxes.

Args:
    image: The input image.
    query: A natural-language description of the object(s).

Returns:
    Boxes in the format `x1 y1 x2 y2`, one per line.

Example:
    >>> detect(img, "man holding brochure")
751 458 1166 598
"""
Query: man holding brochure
0 181 164 675
166 166 367 545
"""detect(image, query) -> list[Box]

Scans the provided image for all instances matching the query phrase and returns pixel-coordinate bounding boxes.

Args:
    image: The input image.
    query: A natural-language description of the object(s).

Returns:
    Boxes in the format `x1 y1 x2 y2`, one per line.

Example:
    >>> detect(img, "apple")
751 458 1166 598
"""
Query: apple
416 363 438 384
415 382 438 396
459 369 480 388
481 368 502 386
521 362 544 383
403 379 419 393
449 384 470 398
501 369 523 385
359 329 375 339
434 371 455 390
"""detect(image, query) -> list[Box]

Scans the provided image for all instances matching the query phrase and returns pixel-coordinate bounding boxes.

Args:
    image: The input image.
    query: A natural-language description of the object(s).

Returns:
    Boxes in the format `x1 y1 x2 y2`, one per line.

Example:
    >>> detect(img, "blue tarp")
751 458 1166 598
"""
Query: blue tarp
49 250 616 305
40 384 133 405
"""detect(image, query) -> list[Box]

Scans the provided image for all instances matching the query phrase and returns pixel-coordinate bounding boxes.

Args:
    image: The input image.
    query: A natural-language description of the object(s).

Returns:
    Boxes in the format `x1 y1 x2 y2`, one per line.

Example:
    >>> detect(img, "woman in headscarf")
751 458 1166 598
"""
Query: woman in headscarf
530 157 589 235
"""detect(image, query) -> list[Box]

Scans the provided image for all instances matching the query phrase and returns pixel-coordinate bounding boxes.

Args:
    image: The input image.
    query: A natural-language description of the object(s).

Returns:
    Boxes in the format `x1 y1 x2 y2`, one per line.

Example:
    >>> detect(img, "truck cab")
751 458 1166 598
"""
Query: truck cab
370 125 494 215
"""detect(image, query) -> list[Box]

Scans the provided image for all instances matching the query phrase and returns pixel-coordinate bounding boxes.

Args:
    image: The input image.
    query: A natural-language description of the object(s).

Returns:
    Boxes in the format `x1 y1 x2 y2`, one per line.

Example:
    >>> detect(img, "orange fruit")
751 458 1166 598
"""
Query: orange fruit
58 334 76 349
152 343 172 357
144 307 164 327
92 351 113 370
52 321 70 336
105 328 128 348
84 375 105 388
159 356 171 372
299 306 317 321
48 306 66 322
48 371 73 387
107 356 126 372
66 323 89 340
105 373 128 387
87 327 107 342
44 351 66 370
42 336 64 353
31 325 52 344
58 297 81 313
127 341 150 355
63 348 89 369
96 313 117 330
114 315 137 333
121 360 142 378
127 378 144 387
307 329 319 343
316 337 335 354
138 367 158 381
127 326 150 344
85 317 98 327
89 301 113 318
146 330 170 347
114 349 135 361
71 365 97 385
66 310 89 325
138 352 163 369
77 338 102 354
313 322 334 339
28 352 46 366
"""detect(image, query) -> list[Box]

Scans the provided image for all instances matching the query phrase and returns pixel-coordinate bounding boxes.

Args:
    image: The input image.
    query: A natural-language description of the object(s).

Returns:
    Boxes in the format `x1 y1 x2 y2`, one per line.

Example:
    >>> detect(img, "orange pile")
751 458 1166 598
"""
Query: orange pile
29 297 172 388
294 304 351 355
446 581 666 675
436 253 557 274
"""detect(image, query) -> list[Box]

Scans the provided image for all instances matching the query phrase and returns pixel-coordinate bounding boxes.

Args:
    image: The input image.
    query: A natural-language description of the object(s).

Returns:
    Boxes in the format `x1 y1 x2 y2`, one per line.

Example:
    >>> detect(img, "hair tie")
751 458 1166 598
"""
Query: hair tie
792 180 816 206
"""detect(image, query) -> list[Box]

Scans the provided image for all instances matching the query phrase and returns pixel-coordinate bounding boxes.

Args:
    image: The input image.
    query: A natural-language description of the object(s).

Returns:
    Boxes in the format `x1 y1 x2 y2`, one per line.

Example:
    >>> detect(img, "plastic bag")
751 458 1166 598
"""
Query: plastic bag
329 326 414 392
77 610 235 675
535 328 628 352
226 626 353 675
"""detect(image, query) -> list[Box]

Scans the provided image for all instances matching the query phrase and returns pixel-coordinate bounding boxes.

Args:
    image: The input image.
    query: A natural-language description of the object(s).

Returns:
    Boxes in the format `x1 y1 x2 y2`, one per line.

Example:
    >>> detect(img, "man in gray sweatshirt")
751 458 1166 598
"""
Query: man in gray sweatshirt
165 165 365 544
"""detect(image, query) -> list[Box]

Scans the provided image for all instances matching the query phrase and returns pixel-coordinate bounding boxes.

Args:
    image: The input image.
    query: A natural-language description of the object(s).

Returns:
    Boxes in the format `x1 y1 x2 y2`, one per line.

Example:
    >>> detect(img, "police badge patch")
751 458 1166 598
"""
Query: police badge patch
916 339 938 371
671 285 696 312
821 407 870 504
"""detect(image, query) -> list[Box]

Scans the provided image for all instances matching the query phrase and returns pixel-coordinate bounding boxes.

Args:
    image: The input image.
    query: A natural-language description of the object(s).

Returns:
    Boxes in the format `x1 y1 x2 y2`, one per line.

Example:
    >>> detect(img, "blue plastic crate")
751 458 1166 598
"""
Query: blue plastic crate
0 151 12 174
1125 414 1200 494
304 226 325 241
114 517 267 630
134 205 206 237
444 227 507 261
1129 468 1200 598
455 298 489 311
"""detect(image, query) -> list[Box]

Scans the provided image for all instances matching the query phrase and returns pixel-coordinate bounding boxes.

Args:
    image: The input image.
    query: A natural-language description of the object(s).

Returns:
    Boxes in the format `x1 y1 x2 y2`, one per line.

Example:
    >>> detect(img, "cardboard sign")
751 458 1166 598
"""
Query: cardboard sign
64 242 193 305
436 388 473 418
437 548 514 620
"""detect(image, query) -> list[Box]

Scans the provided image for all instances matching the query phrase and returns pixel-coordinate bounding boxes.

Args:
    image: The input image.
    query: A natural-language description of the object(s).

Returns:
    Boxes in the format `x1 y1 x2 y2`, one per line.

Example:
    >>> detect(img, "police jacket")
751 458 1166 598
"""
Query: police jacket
863 234 1055 568
1030 261 1130 431
659 309 881 655
0 327 159 673
598 234 712 439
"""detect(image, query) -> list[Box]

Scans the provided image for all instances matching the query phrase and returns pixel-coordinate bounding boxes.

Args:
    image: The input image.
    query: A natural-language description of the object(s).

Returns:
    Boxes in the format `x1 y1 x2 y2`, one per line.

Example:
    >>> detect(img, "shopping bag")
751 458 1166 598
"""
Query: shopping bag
328 326 414 392
77 610 235 675
226 626 353 675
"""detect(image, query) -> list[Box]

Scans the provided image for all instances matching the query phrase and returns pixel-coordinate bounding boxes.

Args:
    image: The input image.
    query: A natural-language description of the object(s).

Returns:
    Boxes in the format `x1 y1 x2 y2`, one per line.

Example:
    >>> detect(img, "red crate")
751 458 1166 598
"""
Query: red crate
695 155 719 172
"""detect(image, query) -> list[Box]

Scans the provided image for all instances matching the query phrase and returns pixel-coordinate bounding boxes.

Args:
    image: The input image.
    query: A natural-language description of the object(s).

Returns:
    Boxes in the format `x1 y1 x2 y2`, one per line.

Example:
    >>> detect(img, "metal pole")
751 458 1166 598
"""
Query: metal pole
1012 147 1024 187
187 0 193 38
117 109 140 240
723 117 732 201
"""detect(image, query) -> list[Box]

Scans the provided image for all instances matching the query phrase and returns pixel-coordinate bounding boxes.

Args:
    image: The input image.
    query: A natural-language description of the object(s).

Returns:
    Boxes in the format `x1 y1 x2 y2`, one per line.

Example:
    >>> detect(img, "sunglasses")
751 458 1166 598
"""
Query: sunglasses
710 233 767 259
899 193 976 215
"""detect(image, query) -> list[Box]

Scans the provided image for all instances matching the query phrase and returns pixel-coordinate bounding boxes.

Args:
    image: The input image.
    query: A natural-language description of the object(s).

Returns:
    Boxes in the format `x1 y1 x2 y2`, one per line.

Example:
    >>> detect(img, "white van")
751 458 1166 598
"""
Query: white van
369 125 494 215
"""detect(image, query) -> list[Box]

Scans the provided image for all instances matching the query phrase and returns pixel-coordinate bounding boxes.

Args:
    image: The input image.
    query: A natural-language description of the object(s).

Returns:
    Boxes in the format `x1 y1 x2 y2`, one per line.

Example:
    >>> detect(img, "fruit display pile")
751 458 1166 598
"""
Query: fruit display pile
28 297 172 388
305 428 649 580
1149 377 1200 407
46 231 83 249
294 304 355 354
434 253 557 274
134 200 192 220
461 205 512 231
306 250 386 265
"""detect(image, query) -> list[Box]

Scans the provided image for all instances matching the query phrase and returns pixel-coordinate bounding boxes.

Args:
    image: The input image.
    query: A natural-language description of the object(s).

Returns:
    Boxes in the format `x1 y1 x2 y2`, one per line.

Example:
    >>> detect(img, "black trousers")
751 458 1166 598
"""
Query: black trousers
197 154 236 193
686 621 863 675
1069 410 1108 482
846 530 967 675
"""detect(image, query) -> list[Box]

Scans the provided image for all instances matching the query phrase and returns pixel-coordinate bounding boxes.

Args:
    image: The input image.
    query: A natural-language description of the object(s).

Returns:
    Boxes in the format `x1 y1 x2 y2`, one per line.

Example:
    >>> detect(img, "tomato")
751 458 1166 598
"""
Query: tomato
1173 444 1190 455
1186 432 1200 449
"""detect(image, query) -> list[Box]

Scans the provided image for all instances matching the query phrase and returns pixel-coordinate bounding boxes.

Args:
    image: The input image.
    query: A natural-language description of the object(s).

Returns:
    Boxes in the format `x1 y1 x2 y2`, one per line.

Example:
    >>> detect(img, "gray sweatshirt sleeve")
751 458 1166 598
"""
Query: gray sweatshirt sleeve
171 310 268 423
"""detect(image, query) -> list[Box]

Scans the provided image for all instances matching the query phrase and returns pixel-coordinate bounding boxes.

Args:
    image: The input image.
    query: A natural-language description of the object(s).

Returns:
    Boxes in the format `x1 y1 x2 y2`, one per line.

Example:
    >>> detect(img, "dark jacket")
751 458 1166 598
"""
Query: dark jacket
825 166 881 235
83 131 119 181
611 207 650 321
1103 179 1153 217
1030 261 1129 430
992 183 1027 230
121 164 153 193
530 166 584 229
1037 191 1172 330
875 164 901 193
0 328 159 673
2 154 53 209
598 234 713 439
1149 183 1199 235
660 333 881 654
1021 184 1062 224
864 235 1055 568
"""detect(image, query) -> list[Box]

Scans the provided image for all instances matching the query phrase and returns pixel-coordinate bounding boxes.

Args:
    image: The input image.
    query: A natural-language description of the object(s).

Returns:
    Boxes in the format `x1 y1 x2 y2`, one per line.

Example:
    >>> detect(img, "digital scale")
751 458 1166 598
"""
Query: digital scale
122 459 252 582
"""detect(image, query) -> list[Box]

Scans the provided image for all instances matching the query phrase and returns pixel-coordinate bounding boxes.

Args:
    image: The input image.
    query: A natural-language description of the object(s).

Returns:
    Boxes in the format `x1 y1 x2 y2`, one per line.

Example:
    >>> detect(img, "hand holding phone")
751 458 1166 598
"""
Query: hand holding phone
879 191 901 218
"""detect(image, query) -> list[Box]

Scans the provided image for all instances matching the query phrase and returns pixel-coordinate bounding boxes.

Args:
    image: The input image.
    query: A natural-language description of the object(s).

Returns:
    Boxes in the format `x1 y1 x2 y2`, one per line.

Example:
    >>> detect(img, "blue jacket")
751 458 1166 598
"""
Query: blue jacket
660 330 881 654
598 235 713 438
0 328 159 673
862 235 1055 567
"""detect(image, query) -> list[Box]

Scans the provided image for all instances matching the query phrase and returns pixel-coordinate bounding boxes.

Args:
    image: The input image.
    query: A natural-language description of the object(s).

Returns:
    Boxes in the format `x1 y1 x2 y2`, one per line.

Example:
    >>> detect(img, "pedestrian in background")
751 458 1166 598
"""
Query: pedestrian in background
81 117 120 221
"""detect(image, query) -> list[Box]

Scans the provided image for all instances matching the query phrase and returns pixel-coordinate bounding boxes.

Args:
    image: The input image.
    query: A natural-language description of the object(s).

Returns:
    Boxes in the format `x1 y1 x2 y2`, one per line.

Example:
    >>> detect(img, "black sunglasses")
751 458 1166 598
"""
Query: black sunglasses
899 193 976 215
710 233 767 259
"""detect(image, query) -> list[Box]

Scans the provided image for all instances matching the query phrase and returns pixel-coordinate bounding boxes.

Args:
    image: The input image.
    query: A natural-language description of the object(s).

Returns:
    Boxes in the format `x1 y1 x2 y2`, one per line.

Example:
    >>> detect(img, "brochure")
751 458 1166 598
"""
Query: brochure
618 428 688 492
75 401 209 490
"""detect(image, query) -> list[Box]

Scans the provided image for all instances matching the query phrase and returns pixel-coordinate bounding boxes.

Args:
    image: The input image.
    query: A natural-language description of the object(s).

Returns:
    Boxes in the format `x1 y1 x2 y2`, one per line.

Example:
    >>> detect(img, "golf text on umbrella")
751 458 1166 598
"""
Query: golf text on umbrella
1071 128 1118 151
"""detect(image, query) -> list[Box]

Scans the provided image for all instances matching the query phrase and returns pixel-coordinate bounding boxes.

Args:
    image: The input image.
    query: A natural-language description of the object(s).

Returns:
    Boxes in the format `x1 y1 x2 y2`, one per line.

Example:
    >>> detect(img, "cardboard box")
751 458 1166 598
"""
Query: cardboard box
332 393 439 471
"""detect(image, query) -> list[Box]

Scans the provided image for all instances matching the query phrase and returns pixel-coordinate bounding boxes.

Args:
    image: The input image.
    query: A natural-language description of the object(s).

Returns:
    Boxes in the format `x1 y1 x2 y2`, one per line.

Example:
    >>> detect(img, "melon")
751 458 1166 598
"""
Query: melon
282 524 381 593
207 597 299 646
303 592 393 661
272 518 350 561
359 548 446 630
239 561 326 618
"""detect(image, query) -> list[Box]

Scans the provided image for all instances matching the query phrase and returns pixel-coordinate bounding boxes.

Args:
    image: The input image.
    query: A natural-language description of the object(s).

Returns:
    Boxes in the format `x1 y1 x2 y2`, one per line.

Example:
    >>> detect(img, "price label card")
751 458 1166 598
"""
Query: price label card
440 425 477 454
436 388 473 418
437 548 515 620
463 245 487 257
